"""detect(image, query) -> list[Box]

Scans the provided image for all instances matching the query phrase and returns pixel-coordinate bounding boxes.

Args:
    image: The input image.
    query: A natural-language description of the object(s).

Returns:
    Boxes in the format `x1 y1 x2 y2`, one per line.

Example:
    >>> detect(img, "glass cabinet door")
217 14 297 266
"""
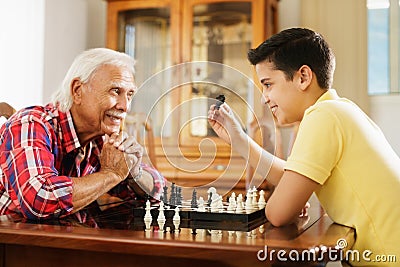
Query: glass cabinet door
106 0 279 194
180 0 270 146
107 1 181 141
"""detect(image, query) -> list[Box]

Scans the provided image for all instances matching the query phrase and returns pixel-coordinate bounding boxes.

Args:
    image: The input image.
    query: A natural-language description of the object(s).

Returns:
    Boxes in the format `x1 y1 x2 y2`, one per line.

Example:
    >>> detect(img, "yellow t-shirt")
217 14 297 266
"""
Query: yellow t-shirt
285 89 400 266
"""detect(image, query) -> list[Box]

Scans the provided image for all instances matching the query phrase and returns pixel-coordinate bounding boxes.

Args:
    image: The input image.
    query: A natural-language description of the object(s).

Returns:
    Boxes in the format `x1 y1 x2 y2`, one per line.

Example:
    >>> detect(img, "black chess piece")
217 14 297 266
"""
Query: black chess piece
215 94 225 110
207 192 212 207
170 183 176 206
177 187 183 206
191 189 198 208
163 185 168 204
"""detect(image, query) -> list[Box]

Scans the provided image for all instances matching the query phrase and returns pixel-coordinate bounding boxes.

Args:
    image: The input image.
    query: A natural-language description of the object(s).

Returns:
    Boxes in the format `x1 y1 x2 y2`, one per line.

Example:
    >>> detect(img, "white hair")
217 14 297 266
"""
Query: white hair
51 48 136 112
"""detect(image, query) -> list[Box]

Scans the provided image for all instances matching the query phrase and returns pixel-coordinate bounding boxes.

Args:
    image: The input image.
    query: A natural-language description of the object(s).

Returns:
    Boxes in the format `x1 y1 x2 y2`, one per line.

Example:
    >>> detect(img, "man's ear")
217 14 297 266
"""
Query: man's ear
71 78 83 104
298 65 313 91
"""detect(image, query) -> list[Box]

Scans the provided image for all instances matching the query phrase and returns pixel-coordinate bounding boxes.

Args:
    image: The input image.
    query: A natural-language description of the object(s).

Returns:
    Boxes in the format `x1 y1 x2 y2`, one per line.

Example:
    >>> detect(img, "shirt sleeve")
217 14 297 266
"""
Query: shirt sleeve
107 163 165 202
142 163 165 201
285 106 344 185
1 114 73 219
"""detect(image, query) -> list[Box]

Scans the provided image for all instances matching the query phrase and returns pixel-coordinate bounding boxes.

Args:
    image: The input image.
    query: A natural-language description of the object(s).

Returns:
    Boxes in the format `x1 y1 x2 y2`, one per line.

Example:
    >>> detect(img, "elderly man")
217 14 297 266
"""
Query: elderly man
0 48 164 224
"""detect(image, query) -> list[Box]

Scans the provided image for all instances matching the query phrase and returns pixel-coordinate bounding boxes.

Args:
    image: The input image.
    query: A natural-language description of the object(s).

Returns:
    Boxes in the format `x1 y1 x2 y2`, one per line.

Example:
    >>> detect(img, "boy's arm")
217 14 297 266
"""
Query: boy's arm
266 170 320 226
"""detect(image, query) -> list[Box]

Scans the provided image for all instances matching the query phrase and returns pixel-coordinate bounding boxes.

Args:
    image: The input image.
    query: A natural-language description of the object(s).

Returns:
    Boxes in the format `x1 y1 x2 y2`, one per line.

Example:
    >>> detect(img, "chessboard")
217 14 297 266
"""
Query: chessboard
132 203 267 232
132 185 268 232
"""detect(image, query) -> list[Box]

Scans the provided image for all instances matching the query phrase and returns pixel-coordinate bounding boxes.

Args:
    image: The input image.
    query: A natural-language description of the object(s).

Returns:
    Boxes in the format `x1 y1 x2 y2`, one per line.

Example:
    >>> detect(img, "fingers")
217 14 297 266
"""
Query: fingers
208 103 231 121
107 132 120 145
107 132 138 152
208 104 217 120
124 140 143 157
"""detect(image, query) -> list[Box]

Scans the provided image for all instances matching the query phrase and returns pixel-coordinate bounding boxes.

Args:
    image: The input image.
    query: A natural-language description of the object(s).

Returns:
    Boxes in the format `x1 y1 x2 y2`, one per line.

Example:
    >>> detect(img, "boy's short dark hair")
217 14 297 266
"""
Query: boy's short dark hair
247 28 335 89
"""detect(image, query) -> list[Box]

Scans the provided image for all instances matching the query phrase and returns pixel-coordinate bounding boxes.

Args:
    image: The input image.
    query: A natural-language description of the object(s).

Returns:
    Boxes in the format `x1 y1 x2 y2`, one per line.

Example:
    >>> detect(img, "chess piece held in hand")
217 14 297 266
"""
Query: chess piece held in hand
215 95 225 110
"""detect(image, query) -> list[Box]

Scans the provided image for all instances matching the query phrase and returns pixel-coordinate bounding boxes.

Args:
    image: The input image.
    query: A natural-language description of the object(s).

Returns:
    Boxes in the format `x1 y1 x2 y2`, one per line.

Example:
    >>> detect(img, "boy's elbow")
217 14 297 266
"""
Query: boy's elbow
265 204 292 227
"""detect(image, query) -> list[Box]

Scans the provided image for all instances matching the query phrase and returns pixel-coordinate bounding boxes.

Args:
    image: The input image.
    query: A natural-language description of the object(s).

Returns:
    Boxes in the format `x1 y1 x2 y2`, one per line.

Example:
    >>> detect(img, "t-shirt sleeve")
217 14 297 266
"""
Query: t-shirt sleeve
285 106 344 185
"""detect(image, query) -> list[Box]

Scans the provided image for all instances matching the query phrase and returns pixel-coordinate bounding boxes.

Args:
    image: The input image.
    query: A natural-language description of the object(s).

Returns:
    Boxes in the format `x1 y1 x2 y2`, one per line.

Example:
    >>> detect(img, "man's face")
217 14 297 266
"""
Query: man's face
77 64 136 136
255 61 304 125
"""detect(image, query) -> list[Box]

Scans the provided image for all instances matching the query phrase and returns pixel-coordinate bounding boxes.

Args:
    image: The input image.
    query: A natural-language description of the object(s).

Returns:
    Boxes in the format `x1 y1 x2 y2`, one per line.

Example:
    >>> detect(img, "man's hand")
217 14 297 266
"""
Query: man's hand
101 133 143 180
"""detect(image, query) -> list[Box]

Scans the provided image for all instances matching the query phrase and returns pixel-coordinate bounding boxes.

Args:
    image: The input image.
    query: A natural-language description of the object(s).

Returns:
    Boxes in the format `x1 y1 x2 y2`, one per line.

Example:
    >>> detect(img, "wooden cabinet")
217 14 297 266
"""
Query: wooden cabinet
106 0 279 197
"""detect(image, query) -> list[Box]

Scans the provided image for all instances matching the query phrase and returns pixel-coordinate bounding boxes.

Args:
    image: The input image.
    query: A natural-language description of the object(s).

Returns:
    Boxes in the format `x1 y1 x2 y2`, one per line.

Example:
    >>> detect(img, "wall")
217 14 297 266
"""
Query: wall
0 0 45 110
300 0 369 113
0 0 106 110
279 0 399 156
43 0 106 104
370 95 400 155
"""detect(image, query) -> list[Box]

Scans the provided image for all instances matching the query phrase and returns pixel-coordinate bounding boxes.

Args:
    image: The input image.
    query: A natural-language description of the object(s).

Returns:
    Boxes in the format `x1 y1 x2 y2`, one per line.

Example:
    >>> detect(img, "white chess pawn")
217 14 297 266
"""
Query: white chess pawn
230 192 237 209
245 189 253 212
258 190 266 209
217 195 224 213
173 206 180 233
252 186 258 210
235 194 244 213
210 194 219 213
144 200 153 230
157 201 166 231
227 197 235 213
197 197 206 212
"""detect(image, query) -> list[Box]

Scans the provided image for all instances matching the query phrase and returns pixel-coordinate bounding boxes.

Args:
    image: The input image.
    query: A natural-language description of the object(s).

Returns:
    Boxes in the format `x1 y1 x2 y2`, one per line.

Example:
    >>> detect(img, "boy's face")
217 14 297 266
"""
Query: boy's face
255 61 305 125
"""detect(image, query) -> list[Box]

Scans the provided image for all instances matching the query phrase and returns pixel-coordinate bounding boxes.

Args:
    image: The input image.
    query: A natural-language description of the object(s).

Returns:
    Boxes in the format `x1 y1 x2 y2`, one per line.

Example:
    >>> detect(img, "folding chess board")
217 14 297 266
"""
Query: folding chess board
132 204 267 232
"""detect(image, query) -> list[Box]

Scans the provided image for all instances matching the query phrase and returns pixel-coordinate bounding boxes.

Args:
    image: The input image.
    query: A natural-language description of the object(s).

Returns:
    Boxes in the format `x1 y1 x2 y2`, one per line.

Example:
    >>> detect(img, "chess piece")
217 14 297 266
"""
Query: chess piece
177 186 183 206
227 197 235 213
235 194 244 213
191 189 198 208
252 186 258 210
169 183 176 206
258 190 266 209
197 196 206 212
144 200 152 231
173 206 180 233
245 189 253 212
210 194 219 213
207 187 217 207
163 185 168 205
157 201 166 231
217 195 224 213
215 94 225 110
230 192 237 210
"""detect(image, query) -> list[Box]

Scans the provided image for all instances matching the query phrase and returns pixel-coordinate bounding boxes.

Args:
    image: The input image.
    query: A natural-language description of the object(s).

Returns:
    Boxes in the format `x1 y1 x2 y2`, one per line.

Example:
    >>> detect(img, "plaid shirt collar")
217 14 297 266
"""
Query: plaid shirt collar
54 105 82 154
46 103 103 154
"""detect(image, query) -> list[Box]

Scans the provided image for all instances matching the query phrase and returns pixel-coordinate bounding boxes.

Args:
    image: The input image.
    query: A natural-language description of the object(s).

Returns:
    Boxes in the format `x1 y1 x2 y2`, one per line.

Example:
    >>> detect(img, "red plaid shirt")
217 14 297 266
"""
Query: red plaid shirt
0 103 164 223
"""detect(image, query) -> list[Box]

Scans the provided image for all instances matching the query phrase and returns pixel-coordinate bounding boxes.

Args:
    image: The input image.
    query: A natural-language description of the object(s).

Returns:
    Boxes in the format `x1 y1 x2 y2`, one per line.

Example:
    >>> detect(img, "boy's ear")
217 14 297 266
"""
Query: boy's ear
298 65 313 91
71 79 83 104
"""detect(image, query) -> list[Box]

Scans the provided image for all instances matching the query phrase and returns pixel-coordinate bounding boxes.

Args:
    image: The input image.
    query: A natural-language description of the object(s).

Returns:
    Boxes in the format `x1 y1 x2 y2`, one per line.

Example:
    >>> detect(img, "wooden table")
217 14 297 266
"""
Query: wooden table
0 196 354 267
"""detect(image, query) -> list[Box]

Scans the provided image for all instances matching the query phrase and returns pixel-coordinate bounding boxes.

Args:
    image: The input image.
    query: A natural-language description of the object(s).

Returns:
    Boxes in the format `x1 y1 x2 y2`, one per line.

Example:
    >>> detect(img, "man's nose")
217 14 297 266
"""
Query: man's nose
116 94 129 111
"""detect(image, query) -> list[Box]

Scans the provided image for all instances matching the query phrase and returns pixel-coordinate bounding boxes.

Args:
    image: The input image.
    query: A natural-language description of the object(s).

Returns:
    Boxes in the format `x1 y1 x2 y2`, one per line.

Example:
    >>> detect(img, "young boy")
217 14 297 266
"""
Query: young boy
208 28 400 266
